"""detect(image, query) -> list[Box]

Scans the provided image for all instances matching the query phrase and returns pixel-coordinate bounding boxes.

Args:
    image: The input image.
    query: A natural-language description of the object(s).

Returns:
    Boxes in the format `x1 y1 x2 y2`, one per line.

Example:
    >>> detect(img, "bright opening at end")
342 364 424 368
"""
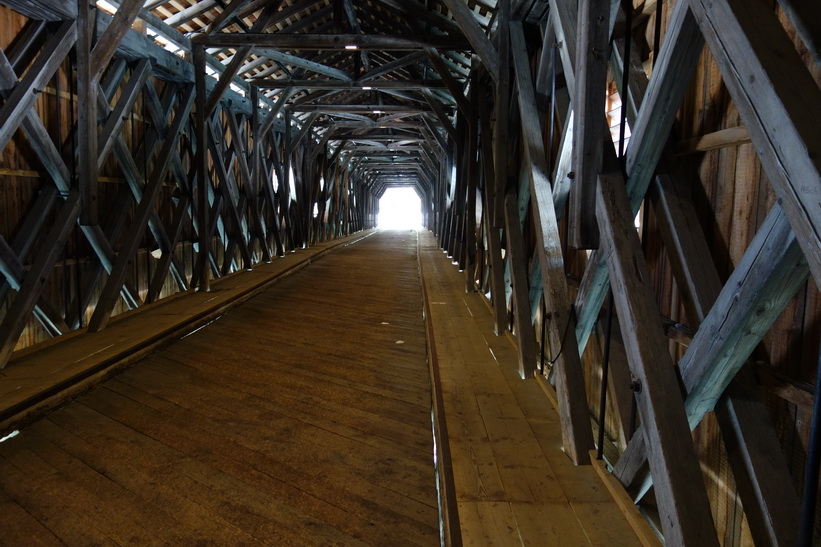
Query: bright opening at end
378 187 422 230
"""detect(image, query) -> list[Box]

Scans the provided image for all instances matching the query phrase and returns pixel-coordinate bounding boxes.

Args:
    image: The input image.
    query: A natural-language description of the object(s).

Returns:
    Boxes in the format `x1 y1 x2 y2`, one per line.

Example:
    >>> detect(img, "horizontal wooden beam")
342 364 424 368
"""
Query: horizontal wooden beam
318 121 424 129
289 105 427 114
250 79 448 90
674 126 751 155
196 33 471 50
329 135 424 141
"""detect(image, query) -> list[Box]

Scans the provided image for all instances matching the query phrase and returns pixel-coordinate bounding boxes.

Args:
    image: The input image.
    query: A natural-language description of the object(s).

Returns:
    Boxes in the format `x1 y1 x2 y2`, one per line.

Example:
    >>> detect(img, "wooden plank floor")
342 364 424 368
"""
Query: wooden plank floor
418 231 648 546
0 230 372 433
0 231 439 545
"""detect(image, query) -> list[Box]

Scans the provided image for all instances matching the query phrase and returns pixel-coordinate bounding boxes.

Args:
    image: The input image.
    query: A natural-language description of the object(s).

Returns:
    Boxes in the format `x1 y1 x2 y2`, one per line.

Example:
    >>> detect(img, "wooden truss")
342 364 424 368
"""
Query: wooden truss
0 0 817 544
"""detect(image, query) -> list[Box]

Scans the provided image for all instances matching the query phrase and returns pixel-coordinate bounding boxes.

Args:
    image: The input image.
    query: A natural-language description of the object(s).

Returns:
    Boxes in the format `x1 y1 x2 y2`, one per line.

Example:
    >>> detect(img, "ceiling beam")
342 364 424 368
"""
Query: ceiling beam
289 104 427 113
249 78 448 89
194 33 471 51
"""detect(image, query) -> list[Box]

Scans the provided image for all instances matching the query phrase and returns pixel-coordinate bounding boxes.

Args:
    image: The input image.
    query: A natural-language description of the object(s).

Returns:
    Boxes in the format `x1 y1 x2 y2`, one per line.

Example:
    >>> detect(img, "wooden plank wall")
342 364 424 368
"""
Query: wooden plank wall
0 5 378 357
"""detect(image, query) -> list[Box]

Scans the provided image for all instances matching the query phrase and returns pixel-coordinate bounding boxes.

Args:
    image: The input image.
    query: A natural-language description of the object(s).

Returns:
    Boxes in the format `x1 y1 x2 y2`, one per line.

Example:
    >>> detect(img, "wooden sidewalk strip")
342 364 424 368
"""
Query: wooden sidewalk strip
418 230 648 545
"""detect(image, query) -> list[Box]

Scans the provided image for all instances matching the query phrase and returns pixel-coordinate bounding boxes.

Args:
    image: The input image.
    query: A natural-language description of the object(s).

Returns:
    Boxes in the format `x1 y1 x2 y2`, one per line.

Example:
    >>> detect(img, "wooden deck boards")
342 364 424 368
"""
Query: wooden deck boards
418 231 649 546
1 229 656 545
0 230 374 433
0 230 439 545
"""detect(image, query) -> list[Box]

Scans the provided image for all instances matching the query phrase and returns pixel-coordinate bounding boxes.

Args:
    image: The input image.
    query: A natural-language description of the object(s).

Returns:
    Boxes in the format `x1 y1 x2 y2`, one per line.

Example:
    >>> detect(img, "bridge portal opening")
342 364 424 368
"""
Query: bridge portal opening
378 187 422 230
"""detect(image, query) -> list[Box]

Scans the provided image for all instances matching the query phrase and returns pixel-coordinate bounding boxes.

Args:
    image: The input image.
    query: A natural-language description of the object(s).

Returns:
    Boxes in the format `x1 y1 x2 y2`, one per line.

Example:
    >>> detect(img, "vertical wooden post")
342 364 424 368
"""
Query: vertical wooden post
193 43 210 292
453 112 467 269
343 164 351 235
568 0 609 249
492 0 511 227
77 0 98 226
479 78 507 334
503 191 537 379
464 62 479 293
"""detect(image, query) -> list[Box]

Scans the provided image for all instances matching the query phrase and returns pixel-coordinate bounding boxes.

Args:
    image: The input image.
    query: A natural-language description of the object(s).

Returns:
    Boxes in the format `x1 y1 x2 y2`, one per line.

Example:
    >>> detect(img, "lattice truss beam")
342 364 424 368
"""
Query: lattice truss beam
0 0 411 366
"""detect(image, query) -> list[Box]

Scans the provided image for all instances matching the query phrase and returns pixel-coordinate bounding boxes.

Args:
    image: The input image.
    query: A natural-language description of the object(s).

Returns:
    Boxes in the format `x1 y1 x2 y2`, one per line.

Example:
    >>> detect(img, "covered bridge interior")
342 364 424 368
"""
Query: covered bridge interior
0 0 819 545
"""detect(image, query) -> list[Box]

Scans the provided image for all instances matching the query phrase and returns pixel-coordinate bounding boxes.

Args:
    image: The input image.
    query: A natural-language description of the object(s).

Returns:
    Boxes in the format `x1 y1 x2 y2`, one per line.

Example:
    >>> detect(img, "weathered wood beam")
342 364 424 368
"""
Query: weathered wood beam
147 193 191 302
0 44 141 309
0 188 57 304
287 113 321 154
204 1 284 117
687 0 821 289
254 48 353 82
340 0 371 72
649 168 801 546
125 78 190 293
548 0 617 222
0 21 76 156
360 51 425 81
775 0 821 68
0 192 81 368
163 0 217 27
549 0 579 94
503 191 538 378
90 0 142 82
716 378 801 546
250 79 447 90
370 0 463 36
330 135 425 142
88 84 195 332
97 58 151 169
0 230 68 336
195 33 471 51
623 3 702 210
77 1 97 226
568 0 609 249
478 80 507 334
208 120 253 270
205 46 253 117
422 112 451 148
510 20 593 465
260 86 297 136
679 209 808 435
206 0 253 34
613 205 808 506
574 2 704 352
424 48 469 116
673 126 750 155
319 121 423 129
89 8 268 120
596 169 718 546
491 0 511 229
0 0 75 19
440 0 499 82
